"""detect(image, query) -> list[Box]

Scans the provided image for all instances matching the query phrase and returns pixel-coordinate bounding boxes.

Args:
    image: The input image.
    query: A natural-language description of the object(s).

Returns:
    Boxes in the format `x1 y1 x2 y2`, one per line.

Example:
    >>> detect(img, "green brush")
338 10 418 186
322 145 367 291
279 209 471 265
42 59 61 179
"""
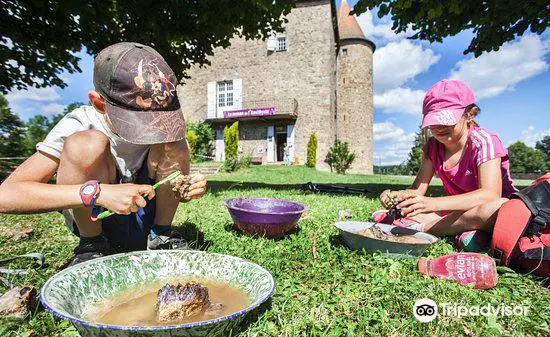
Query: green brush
96 171 182 220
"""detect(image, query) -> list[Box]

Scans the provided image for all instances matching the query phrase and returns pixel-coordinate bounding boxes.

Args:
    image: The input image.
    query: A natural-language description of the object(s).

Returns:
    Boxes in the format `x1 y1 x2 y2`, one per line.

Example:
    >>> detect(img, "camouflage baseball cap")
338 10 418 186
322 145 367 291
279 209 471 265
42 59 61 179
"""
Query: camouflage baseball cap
93 42 186 144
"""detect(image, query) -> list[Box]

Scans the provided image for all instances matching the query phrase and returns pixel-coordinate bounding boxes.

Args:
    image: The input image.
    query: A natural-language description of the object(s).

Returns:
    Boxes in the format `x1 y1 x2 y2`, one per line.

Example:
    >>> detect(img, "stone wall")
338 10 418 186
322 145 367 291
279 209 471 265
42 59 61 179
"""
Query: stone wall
179 0 337 169
336 39 374 174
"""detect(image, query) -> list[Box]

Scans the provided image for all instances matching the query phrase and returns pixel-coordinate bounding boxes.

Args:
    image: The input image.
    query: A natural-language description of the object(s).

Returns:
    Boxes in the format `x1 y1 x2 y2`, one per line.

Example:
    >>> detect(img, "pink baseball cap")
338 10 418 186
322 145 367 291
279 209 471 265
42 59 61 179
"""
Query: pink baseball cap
421 79 475 128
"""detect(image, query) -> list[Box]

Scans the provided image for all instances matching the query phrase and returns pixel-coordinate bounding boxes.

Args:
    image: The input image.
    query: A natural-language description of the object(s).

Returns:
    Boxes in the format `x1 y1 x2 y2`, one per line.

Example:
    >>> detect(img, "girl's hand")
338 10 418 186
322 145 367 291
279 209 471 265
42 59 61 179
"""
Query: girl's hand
380 189 416 209
96 183 155 215
397 195 439 217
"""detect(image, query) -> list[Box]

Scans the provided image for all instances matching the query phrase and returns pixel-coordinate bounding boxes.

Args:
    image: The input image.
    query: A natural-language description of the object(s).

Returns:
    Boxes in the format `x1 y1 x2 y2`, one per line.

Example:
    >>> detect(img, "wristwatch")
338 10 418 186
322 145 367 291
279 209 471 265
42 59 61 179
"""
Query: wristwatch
80 180 100 207
80 180 102 221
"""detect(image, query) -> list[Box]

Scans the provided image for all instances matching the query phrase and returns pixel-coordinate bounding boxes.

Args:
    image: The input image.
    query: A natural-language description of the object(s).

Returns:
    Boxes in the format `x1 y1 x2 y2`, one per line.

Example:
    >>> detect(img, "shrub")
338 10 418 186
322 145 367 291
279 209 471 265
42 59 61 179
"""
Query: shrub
306 133 317 168
187 121 215 161
325 140 355 174
224 121 239 161
186 129 198 160
221 155 251 173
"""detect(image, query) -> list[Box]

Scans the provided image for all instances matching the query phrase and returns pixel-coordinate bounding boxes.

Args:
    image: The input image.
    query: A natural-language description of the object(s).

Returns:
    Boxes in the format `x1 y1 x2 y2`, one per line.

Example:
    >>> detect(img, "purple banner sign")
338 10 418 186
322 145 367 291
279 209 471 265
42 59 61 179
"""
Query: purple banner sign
224 107 275 118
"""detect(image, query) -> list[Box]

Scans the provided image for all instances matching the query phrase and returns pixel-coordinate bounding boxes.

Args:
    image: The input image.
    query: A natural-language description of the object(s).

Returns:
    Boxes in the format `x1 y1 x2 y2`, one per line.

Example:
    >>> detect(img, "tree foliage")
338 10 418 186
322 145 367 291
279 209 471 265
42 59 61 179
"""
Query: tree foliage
325 140 355 174
535 136 550 168
352 0 549 57
404 131 428 175
0 0 295 93
0 94 25 158
23 101 84 155
306 133 317 168
186 121 215 161
224 121 239 161
508 141 547 174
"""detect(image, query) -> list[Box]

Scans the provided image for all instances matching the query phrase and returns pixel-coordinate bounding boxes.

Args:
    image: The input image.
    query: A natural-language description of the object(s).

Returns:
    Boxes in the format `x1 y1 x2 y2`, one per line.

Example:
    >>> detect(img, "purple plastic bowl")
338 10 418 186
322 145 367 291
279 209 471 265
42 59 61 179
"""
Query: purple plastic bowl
224 197 307 239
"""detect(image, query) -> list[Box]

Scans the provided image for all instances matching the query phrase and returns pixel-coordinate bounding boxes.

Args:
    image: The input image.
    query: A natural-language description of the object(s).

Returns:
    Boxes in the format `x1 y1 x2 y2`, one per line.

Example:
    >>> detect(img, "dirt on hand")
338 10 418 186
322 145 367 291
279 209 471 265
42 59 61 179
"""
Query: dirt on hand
358 226 429 244
170 175 192 199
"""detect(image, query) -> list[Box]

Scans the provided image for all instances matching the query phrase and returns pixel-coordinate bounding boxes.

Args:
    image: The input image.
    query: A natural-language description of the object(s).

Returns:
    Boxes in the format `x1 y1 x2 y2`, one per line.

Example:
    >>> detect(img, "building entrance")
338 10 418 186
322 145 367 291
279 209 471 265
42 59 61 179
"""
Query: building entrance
276 133 287 162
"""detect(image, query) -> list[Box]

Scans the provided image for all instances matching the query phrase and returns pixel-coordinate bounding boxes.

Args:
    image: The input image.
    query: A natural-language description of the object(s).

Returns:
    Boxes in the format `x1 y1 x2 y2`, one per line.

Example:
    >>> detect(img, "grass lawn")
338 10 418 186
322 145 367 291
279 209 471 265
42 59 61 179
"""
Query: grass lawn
0 165 548 336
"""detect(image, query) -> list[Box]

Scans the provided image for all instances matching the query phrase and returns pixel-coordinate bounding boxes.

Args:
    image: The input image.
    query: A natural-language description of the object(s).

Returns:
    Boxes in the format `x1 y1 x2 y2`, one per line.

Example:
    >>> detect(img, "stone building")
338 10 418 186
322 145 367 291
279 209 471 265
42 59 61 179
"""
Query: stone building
179 0 375 173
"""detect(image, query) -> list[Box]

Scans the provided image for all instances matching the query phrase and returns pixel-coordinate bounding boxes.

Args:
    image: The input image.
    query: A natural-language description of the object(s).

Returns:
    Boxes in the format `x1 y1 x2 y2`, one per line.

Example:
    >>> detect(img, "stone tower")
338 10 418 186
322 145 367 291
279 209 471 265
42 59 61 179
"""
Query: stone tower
336 0 375 174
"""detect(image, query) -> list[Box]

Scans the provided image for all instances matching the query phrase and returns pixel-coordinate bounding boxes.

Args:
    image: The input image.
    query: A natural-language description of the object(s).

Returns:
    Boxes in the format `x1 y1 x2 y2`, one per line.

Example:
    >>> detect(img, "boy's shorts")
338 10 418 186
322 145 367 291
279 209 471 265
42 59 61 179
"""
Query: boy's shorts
62 160 156 252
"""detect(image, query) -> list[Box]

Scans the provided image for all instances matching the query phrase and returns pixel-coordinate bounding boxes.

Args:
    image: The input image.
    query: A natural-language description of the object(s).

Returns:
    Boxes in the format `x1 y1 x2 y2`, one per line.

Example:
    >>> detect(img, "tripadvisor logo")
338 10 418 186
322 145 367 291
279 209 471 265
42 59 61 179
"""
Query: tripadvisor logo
413 298 438 322
413 298 529 323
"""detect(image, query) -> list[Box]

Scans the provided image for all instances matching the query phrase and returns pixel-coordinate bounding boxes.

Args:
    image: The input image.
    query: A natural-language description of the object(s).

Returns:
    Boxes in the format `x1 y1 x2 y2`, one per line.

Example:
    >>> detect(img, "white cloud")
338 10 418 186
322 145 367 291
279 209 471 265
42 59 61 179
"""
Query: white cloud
374 39 440 93
374 87 425 115
6 86 61 102
450 35 549 99
373 122 416 165
356 10 410 45
510 126 550 147
374 121 405 141
41 103 66 116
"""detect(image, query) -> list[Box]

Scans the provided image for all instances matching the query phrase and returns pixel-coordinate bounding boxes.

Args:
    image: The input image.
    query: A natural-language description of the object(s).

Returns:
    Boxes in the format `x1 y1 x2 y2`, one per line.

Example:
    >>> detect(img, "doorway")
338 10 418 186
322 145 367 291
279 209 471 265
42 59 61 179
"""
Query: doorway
276 133 287 162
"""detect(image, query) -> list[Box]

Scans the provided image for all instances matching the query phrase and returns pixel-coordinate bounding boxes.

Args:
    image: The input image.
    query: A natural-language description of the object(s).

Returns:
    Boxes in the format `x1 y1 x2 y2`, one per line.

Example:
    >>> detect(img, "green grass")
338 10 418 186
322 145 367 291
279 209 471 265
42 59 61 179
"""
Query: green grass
0 166 547 336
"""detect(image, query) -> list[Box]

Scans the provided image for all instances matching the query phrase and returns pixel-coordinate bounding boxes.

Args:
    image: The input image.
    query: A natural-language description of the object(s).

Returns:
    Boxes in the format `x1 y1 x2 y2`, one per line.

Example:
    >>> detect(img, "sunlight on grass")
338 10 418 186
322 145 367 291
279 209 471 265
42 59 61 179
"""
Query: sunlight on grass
0 166 546 336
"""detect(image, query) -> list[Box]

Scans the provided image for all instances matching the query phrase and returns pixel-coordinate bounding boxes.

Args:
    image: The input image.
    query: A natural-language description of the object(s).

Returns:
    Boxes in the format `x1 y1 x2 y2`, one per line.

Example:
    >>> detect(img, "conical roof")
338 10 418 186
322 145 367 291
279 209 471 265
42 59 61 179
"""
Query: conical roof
337 0 367 40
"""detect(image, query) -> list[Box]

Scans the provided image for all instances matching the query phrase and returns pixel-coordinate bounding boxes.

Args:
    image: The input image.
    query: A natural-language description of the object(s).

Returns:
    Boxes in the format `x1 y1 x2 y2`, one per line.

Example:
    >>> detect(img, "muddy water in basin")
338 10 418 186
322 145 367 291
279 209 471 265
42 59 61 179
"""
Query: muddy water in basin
85 278 250 326
358 226 430 244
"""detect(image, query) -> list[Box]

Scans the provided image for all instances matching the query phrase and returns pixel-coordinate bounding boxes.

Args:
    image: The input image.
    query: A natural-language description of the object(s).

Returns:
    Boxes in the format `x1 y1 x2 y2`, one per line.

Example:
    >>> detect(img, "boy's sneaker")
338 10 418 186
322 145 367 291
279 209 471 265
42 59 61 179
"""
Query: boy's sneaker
68 237 110 267
147 231 191 250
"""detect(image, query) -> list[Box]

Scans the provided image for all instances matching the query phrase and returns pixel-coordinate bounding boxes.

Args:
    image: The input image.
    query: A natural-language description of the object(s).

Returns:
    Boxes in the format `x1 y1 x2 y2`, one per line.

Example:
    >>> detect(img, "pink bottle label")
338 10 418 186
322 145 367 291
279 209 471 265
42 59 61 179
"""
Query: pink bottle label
425 253 497 289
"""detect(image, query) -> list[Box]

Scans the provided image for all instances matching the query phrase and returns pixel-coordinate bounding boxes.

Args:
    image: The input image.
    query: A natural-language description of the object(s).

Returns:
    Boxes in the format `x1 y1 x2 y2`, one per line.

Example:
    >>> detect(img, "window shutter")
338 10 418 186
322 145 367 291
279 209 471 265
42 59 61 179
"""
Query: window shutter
207 82 216 119
267 33 277 51
286 124 295 160
267 126 275 162
233 79 242 110
215 128 225 161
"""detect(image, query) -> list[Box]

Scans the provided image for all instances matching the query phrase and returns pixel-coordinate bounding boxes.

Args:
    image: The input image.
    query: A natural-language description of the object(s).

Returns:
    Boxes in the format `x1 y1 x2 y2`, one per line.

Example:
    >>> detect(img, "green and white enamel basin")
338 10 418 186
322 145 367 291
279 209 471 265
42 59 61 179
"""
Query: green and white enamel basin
40 250 275 337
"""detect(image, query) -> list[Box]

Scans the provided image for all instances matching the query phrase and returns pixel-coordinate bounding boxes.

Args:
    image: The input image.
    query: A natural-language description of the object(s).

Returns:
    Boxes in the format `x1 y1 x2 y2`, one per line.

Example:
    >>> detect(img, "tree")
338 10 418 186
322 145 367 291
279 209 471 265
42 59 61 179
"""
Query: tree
404 131 428 175
187 121 215 161
325 140 356 174
1 0 295 93
224 122 239 161
352 0 549 57
306 133 317 168
0 94 25 158
535 136 550 168
508 141 547 174
24 115 51 155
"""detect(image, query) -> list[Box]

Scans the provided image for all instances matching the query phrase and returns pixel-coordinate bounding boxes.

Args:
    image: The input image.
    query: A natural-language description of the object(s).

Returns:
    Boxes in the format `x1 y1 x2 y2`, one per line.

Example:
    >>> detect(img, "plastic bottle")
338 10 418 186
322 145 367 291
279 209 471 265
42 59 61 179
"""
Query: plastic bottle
418 253 498 289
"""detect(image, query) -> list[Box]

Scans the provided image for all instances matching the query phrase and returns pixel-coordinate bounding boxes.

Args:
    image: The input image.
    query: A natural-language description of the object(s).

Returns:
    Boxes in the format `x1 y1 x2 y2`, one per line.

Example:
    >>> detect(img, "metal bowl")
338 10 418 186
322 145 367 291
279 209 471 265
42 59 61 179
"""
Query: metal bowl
334 221 438 257
40 250 275 337
224 197 306 239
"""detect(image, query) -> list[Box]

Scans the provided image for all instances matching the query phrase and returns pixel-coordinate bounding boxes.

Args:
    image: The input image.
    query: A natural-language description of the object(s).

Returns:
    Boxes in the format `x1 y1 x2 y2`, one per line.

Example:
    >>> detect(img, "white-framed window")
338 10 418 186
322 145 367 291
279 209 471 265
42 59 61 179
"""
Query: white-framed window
277 37 286 51
217 80 234 108
267 30 287 52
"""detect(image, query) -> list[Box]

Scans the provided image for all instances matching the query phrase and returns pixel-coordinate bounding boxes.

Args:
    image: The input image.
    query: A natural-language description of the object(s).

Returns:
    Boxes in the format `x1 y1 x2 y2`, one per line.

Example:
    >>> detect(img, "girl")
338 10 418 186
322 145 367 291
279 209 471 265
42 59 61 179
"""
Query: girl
374 79 517 245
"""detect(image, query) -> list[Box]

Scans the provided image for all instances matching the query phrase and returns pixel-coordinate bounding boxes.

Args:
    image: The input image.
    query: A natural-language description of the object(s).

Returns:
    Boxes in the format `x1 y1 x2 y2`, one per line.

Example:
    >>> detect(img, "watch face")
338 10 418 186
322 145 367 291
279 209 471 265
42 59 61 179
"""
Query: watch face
82 185 95 195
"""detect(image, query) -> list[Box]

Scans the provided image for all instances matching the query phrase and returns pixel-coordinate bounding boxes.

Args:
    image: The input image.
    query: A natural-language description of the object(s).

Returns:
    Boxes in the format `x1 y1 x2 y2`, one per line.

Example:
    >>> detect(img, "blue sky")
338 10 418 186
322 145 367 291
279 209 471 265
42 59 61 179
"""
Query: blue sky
6 0 550 165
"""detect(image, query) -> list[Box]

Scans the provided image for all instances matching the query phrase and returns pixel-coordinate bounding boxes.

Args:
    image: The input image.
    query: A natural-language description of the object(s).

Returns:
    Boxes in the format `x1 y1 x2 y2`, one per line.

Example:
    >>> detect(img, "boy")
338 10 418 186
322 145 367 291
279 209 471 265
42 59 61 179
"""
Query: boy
0 42 206 265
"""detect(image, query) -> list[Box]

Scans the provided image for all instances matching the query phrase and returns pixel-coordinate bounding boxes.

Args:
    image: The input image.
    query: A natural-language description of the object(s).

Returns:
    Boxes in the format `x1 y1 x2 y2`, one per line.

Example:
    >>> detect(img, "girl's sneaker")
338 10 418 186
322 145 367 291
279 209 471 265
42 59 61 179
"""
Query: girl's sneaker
371 210 424 231
454 230 491 252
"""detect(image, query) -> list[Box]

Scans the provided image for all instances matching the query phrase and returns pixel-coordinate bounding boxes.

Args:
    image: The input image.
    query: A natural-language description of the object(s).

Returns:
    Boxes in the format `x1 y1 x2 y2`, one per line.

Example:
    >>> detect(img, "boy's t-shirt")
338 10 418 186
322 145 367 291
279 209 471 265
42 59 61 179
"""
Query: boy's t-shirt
37 105 150 182
423 126 517 198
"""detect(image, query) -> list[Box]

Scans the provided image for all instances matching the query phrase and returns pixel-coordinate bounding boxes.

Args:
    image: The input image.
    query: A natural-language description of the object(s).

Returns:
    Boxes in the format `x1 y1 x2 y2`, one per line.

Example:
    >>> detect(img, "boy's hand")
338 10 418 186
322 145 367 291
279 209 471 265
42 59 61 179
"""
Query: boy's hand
96 184 155 215
178 174 207 202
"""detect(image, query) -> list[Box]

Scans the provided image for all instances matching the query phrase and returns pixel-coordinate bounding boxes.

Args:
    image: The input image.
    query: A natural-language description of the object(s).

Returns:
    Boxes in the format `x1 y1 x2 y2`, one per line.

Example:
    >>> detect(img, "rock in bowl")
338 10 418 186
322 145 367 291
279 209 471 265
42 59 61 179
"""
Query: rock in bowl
224 197 306 239
334 221 438 257
40 250 275 337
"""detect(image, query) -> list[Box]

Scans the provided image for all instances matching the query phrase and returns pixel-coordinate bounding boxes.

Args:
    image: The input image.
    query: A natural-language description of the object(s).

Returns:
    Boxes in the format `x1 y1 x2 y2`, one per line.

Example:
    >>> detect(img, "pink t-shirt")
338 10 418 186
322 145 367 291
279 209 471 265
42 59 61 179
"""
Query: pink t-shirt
423 127 517 198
